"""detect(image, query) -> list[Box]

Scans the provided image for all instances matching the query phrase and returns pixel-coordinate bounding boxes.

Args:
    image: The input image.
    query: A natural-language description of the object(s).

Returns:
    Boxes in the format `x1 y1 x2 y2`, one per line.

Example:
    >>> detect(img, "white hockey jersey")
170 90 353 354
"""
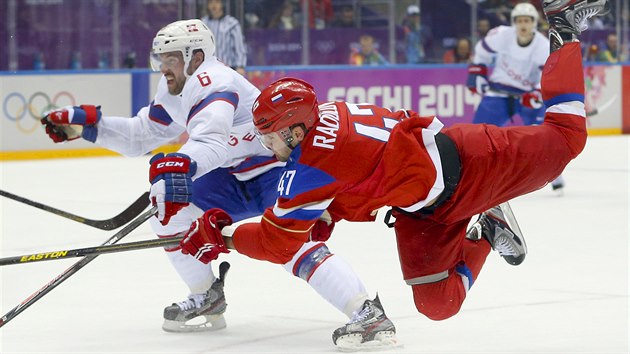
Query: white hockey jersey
473 25 549 95
93 56 283 181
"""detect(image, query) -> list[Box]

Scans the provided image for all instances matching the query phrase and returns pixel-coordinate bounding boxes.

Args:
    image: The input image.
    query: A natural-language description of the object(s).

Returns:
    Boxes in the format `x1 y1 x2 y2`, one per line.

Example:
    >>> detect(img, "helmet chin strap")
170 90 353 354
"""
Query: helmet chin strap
183 57 193 79
182 46 196 79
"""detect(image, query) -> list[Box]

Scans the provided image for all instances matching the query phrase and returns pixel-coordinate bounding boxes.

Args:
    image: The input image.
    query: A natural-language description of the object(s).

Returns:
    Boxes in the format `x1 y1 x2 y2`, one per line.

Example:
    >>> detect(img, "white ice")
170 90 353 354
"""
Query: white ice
1 135 628 353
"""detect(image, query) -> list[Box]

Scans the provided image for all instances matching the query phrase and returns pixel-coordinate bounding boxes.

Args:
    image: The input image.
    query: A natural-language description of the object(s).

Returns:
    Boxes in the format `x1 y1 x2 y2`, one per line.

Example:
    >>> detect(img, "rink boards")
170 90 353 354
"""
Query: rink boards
1 64 628 160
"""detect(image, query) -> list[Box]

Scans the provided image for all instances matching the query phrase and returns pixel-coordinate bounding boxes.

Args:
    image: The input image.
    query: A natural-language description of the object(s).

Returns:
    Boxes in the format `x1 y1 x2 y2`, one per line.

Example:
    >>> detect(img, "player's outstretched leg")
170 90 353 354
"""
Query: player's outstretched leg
542 0 611 51
162 262 230 332
466 202 527 266
332 294 400 352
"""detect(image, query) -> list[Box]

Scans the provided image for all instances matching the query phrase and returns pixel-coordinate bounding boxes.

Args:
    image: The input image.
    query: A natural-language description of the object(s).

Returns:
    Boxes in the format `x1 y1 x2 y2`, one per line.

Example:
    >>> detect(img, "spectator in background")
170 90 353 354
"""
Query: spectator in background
443 38 473 63
585 43 600 61
303 0 334 29
597 33 621 63
477 18 491 38
331 5 356 28
268 0 299 30
122 51 136 68
402 5 431 64
349 34 388 66
201 0 247 75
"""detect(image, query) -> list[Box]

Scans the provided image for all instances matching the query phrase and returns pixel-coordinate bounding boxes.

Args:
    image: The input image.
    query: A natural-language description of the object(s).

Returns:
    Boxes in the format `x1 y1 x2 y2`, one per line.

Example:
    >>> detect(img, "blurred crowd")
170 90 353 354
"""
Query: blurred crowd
17 0 628 71
234 0 626 67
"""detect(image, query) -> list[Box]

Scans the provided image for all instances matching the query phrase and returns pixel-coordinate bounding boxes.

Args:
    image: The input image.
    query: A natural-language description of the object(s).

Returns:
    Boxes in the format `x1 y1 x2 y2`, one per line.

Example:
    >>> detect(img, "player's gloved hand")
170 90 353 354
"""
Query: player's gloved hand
466 64 489 95
520 89 543 109
40 105 101 143
310 211 336 242
149 152 197 225
180 208 233 264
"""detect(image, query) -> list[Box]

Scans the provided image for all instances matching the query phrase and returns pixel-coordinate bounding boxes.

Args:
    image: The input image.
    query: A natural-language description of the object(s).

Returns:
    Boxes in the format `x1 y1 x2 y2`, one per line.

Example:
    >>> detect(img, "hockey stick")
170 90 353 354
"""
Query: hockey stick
0 205 156 328
0 233 182 266
585 95 616 117
0 190 150 230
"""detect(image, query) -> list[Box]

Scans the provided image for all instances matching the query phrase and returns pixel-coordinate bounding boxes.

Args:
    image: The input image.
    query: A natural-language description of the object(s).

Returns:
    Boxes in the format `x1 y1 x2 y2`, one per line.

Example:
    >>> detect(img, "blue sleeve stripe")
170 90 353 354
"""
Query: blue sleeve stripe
276 208 324 221
148 101 173 126
481 38 496 54
187 92 239 124
544 93 585 107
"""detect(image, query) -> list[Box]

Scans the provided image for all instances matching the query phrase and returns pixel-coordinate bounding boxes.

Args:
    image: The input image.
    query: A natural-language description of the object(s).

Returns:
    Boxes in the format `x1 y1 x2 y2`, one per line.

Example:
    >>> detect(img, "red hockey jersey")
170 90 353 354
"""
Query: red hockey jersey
233 101 446 263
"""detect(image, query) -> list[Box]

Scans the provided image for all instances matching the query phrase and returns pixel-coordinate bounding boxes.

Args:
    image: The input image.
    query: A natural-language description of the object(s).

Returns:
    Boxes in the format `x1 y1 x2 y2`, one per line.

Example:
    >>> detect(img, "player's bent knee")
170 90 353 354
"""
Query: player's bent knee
283 242 332 281
410 280 466 321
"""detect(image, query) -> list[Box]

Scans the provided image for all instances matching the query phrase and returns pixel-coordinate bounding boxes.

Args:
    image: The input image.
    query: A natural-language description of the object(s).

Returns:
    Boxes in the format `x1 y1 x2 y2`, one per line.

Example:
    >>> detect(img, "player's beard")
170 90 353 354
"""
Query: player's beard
168 76 186 95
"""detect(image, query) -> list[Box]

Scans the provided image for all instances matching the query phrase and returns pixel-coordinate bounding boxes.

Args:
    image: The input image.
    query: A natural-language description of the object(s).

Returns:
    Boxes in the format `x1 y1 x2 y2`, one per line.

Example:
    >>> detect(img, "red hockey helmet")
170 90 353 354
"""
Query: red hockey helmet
252 77 319 136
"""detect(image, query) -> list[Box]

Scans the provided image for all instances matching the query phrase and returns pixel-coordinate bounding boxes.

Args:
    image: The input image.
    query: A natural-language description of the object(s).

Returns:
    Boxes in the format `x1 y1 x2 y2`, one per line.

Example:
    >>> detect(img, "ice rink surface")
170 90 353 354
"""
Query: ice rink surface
0 135 628 353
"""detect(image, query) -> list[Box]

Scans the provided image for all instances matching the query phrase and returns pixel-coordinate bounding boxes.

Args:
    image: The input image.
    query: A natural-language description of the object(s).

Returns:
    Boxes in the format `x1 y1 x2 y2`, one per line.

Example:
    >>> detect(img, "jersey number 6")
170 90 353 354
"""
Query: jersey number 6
197 72 211 87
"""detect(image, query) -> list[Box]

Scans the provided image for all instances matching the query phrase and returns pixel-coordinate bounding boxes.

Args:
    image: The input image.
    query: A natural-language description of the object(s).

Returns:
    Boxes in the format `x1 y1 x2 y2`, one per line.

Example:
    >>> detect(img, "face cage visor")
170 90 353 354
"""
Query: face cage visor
150 51 184 71
150 50 195 78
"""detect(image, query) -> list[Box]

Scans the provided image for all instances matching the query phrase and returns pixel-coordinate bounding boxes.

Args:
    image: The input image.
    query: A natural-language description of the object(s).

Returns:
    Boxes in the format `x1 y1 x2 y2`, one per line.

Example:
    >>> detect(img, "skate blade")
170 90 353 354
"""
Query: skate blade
496 202 527 252
335 331 402 352
162 314 226 333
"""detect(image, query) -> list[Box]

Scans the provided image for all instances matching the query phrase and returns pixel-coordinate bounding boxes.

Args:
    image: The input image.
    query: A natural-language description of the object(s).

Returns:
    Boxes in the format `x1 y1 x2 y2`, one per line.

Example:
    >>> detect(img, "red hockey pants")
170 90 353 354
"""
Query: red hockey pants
394 42 587 320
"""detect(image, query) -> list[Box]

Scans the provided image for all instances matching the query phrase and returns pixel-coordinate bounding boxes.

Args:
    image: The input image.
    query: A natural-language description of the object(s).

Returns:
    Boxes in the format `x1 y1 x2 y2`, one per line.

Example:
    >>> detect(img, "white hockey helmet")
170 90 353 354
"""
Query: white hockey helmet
151 19 215 74
511 3 538 28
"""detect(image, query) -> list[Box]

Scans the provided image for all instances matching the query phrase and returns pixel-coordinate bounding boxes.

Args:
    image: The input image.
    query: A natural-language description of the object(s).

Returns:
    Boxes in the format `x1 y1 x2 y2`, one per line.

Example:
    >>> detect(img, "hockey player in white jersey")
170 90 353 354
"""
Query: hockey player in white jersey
467 2 564 191
467 2 548 125
40 19 398 350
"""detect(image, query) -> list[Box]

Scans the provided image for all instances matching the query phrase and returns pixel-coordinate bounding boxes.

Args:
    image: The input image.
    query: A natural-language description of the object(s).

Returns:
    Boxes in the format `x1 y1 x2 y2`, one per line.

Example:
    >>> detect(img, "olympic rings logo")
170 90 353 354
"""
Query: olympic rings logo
3 91 76 134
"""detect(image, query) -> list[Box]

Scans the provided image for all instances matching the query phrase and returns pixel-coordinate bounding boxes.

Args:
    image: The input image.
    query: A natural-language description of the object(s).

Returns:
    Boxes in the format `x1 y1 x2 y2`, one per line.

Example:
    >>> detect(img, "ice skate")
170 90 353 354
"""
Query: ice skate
162 262 230 332
466 202 527 266
543 0 610 50
550 175 565 195
543 0 610 34
332 295 400 352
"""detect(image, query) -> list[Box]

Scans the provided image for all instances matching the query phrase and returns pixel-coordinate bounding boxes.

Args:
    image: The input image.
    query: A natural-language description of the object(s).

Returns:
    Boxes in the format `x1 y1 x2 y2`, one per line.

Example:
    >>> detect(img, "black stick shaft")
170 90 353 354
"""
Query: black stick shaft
0 190 150 230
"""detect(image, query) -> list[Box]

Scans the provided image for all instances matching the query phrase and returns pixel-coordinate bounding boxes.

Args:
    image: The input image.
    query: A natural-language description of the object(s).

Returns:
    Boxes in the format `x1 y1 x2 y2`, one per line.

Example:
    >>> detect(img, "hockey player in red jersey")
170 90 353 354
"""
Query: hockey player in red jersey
39 19 396 344
175 0 609 348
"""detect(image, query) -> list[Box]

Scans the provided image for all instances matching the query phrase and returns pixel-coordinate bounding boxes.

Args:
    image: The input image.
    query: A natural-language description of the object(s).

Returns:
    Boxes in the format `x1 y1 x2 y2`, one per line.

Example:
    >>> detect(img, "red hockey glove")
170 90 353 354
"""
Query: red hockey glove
520 89 543 109
466 64 489 95
41 105 101 143
180 209 233 264
149 152 197 225
310 218 336 242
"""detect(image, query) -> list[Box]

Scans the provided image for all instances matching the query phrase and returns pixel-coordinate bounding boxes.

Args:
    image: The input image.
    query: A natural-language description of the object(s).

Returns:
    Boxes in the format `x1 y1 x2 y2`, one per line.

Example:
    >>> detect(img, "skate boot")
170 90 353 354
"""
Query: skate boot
162 261 230 332
550 175 565 194
466 202 527 266
542 0 611 51
332 295 400 352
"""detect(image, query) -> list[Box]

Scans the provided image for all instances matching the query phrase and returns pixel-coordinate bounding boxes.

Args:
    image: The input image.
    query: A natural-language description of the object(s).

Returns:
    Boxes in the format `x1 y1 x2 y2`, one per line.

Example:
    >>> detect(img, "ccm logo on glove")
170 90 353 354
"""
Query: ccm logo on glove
156 161 186 169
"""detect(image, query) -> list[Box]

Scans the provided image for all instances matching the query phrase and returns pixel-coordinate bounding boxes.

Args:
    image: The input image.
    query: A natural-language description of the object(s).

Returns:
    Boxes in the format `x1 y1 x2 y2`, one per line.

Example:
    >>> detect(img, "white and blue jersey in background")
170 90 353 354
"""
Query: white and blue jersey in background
472 25 549 126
